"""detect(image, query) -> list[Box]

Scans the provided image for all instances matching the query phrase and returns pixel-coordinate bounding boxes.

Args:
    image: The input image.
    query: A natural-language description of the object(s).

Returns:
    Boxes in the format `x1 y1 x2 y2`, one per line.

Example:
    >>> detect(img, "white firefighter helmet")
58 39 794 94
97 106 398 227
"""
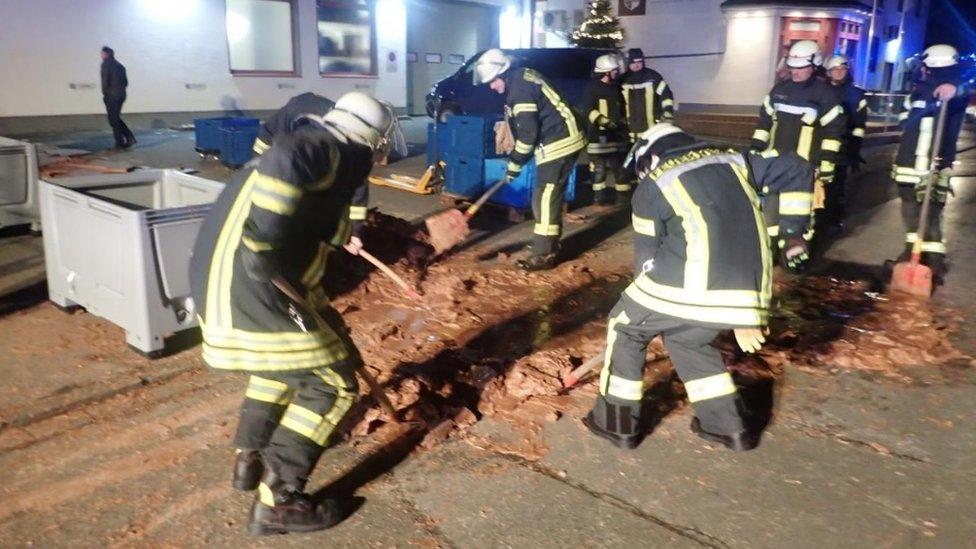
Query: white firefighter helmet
623 123 686 176
322 91 393 151
473 49 512 85
786 40 822 68
594 54 619 74
921 44 959 68
824 54 849 71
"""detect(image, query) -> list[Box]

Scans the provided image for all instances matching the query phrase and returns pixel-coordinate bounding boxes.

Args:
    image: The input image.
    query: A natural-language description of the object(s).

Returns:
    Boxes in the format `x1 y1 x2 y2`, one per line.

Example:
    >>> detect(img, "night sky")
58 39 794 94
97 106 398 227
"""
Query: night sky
926 0 976 52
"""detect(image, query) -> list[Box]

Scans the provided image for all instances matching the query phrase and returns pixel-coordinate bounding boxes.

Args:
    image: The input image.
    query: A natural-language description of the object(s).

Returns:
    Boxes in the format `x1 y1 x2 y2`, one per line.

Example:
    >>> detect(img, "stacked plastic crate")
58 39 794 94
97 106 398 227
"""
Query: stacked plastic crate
428 115 504 199
193 117 260 168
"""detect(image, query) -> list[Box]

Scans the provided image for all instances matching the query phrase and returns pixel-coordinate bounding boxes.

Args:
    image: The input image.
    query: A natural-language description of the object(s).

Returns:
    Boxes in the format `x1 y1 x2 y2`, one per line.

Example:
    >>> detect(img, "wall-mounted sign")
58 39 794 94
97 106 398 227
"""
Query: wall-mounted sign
619 0 645 16
425 53 442 64
407 52 418 63
448 54 465 65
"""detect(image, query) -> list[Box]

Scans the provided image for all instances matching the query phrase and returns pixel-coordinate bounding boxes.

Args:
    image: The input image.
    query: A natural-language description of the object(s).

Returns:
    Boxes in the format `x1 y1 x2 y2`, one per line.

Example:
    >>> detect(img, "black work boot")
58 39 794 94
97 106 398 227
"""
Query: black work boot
921 252 948 285
614 190 632 207
517 253 558 272
582 397 642 450
233 449 264 491
594 187 615 206
690 417 757 452
248 469 341 536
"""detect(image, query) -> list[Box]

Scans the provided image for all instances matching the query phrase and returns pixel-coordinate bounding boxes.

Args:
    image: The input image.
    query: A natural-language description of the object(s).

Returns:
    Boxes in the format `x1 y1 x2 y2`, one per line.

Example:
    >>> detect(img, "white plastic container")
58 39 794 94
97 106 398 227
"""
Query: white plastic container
0 136 40 231
39 170 224 355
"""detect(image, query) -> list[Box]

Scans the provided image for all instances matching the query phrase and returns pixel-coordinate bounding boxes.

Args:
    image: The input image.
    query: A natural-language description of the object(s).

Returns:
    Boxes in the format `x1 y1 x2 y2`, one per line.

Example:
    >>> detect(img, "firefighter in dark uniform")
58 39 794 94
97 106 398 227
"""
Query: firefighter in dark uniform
189 91 392 535
891 44 969 279
583 54 630 205
621 48 675 143
252 92 336 156
824 54 868 226
584 123 814 451
473 48 586 271
751 40 844 244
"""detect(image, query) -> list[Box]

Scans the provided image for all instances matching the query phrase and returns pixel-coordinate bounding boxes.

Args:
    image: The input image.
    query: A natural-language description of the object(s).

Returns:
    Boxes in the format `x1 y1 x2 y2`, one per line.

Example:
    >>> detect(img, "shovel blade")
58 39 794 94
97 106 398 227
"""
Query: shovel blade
889 261 933 298
425 209 470 255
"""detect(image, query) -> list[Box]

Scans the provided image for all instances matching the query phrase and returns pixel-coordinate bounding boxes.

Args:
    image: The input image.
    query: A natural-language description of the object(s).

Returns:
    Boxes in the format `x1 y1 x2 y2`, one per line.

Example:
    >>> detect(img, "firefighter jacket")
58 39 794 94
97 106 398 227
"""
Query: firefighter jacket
582 77 628 155
831 80 868 163
751 77 845 177
504 67 586 176
626 147 814 329
253 93 336 155
189 127 371 372
893 66 969 181
621 67 675 135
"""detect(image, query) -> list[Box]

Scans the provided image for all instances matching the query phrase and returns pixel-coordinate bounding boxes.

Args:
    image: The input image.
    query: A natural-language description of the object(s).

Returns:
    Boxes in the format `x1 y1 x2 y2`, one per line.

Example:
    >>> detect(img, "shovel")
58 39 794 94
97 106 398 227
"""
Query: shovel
425 179 508 255
270 275 402 423
356 248 424 302
890 100 949 298
562 349 605 389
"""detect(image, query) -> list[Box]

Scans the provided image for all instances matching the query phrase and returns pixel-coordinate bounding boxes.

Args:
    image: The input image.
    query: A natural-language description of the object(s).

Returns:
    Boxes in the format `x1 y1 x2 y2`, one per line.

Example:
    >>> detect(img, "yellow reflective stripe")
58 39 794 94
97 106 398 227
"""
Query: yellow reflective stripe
599 311 630 398
659 176 709 290
528 68 580 138
915 117 934 172
315 368 356 426
656 80 668 95
255 174 302 200
624 285 767 326
852 127 866 138
244 375 292 405
253 138 271 155
684 372 737 403
821 139 841 152
615 183 632 192
588 110 603 123
895 175 921 183
280 403 329 444
759 149 779 159
858 99 868 111
512 103 538 116
632 214 656 236
301 242 328 288
801 112 818 125
898 111 909 122
920 241 946 254
797 126 814 160
349 206 368 221
607 375 644 401
767 225 780 236
534 183 560 236
506 161 523 174
661 99 674 108
251 189 297 215
633 274 769 308
241 235 272 252
905 232 918 243
258 483 275 506
514 140 534 155
730 163 771 305
537 133 586 163
592 182 608 191
819 161 835 173
645 85 655 124
819 105 842 126
779 191 813 216
752 129 770 143
598 98 608 118
763 95 774 116
209 172 260 327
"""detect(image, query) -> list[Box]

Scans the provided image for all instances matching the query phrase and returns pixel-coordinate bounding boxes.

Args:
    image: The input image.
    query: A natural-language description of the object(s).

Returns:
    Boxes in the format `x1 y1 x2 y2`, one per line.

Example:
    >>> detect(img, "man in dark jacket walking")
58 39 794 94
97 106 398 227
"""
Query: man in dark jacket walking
101 46 135 149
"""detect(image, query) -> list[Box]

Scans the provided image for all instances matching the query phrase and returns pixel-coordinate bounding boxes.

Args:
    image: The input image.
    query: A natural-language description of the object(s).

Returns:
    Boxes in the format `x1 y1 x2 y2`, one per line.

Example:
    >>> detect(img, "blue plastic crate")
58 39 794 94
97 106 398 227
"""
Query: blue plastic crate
219 119 261 168
443 155 485 199
483 158 577 210
426 114 504 164
194 117 234 153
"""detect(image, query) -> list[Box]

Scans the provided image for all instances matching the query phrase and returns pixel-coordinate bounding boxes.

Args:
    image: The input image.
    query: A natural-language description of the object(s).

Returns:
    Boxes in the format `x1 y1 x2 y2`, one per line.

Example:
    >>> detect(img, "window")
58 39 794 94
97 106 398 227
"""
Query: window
317 0 377 76
226 0 299 75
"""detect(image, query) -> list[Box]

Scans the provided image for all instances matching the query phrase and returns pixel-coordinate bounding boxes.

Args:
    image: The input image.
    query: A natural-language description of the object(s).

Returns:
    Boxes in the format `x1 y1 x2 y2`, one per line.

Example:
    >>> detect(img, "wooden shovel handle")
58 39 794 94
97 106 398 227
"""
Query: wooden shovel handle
464 179 508 219
357 249 423 301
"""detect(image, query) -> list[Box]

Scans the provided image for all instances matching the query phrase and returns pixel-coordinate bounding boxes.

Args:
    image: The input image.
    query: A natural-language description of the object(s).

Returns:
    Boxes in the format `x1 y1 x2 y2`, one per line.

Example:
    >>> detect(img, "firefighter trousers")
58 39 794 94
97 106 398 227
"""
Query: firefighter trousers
531 153 579 255
233 361 359 486
594 292 745 436
589 153 630 204
897 182 947 261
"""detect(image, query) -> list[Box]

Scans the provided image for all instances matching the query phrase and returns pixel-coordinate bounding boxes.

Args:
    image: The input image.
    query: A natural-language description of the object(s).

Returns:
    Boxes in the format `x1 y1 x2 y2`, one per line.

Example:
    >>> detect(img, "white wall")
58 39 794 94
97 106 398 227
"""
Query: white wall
0 0 408 117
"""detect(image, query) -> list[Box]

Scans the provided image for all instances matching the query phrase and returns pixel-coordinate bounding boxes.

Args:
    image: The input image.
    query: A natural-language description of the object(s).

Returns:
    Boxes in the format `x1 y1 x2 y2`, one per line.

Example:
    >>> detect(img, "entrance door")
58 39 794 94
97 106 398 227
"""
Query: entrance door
406 0 499 115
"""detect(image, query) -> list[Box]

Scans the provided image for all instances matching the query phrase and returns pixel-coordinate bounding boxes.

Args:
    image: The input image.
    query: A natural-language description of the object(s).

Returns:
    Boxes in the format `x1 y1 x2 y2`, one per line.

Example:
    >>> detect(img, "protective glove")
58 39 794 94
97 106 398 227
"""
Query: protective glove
819 169 835 184
734 328 766 354
779 236 809 274
343 235 363 256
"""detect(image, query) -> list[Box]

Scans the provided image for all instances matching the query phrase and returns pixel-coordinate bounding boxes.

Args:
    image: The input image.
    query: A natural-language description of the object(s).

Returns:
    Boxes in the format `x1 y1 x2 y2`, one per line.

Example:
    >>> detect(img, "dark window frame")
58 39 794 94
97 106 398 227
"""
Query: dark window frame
226 0 302 77
317 0 379 79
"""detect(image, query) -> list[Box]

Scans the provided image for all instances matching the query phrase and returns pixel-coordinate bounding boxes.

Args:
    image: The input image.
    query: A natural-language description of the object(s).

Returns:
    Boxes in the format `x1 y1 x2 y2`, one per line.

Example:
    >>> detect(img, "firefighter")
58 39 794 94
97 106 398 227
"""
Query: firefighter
584 123 814 451
891 44 969 280
473 48 586 271
752 40 844 243
824 54 868 226
583 54 630 205
621 48 675 143
252 92 336 155
189 91 392 535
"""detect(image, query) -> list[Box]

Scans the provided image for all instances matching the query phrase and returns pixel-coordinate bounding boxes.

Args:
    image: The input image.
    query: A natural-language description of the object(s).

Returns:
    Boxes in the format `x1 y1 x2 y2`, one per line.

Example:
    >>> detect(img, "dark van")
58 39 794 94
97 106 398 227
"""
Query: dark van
425 48 612 120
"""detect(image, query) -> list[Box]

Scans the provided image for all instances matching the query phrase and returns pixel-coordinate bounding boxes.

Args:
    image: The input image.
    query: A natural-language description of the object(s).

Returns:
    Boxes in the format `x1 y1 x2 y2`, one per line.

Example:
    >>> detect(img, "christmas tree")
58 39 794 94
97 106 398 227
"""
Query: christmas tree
570 0 625 49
